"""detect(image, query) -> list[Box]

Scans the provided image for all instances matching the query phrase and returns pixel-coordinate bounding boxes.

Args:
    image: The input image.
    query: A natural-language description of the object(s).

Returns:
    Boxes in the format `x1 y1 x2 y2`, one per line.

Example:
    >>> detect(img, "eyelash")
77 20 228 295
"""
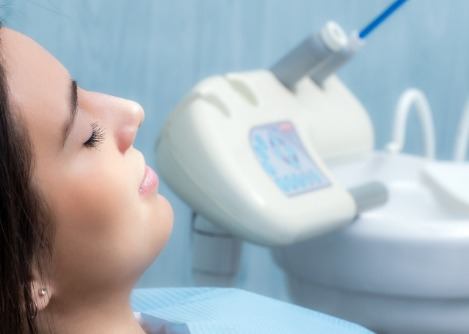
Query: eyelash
84 122 105 148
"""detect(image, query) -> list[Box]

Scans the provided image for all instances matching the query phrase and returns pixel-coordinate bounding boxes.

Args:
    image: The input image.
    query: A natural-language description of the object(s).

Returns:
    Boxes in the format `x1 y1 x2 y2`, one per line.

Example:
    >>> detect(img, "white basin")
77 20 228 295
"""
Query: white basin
273 152 469 334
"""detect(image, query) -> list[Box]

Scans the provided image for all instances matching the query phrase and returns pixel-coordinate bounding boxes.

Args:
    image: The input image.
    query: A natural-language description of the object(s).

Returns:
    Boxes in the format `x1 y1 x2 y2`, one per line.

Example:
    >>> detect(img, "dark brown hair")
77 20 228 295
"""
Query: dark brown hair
0 29 52 333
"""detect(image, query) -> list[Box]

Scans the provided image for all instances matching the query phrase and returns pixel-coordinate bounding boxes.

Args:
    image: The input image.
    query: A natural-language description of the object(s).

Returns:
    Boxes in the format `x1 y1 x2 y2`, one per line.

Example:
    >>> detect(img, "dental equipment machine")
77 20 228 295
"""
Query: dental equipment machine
156 0 408 246
155 2 469 333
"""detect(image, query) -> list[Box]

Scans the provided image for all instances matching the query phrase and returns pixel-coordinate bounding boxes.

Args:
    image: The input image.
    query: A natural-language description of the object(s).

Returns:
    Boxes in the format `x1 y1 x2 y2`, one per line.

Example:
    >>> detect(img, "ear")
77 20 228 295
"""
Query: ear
30 279 52 312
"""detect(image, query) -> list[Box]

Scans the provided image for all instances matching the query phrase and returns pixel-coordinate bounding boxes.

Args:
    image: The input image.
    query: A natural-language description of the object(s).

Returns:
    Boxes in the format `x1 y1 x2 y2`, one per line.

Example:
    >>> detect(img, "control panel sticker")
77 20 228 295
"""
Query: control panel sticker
249 121 330 196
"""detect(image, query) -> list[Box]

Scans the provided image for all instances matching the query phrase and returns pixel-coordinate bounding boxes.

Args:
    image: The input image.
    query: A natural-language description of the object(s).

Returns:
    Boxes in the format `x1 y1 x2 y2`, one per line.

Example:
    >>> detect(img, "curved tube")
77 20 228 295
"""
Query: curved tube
386 88 436 159
454 100 469 161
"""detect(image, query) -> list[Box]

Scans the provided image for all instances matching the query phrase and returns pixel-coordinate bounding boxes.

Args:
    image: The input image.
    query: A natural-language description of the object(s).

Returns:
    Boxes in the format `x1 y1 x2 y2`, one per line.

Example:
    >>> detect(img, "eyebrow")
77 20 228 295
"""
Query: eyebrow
62 79 78 147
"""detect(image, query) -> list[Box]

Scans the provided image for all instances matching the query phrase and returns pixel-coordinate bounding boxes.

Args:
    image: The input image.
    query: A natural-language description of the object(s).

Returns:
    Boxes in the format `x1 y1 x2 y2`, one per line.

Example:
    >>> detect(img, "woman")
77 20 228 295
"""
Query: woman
0 23 376 334
0 25 173 333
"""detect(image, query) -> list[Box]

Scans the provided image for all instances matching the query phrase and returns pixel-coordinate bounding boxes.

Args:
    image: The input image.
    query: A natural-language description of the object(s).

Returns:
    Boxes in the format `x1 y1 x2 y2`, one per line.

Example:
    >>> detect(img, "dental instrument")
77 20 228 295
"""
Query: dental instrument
272 0 408 89
359 0 408 39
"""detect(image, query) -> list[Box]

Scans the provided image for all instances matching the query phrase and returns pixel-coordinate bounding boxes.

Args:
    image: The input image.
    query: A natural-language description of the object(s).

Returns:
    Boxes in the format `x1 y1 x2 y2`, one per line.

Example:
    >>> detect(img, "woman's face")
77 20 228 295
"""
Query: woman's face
2 28 173 301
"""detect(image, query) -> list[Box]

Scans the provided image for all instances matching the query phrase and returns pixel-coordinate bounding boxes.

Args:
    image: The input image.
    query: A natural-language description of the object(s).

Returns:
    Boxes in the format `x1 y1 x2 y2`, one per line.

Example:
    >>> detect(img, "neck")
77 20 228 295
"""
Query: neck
38 288 145 334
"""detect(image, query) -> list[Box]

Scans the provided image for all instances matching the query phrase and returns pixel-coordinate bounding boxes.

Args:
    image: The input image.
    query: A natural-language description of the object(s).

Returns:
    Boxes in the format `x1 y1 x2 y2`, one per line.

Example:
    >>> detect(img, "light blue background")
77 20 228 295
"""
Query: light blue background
7 0 469 300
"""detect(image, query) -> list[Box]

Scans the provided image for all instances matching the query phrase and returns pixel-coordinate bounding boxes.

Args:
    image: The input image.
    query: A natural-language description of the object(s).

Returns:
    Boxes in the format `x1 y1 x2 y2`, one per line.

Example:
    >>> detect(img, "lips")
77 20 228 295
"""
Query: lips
139 165 159 196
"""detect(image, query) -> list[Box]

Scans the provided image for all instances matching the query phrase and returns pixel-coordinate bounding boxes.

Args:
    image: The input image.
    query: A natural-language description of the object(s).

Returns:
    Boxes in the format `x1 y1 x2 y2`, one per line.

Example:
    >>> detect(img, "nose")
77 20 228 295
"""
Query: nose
115 99 145 154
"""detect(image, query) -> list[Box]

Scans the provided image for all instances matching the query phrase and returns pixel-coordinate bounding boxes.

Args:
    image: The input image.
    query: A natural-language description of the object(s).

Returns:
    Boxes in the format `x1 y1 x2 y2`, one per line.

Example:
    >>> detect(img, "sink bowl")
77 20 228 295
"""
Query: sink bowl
273 152 469 334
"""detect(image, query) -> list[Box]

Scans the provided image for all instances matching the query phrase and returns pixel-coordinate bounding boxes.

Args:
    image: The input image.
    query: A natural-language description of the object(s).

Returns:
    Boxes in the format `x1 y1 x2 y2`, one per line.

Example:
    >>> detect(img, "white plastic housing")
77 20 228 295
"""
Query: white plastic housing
156 70 371 246
294 76 374 163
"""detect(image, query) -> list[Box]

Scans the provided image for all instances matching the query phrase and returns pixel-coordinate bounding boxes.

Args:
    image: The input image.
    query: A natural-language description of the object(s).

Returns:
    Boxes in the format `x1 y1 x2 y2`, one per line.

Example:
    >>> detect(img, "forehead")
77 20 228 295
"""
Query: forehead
1 27 70 155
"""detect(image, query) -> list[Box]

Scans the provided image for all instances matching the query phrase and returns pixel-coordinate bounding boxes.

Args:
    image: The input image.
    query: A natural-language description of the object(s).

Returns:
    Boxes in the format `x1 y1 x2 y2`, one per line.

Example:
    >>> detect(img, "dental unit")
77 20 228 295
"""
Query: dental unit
155 0 469 332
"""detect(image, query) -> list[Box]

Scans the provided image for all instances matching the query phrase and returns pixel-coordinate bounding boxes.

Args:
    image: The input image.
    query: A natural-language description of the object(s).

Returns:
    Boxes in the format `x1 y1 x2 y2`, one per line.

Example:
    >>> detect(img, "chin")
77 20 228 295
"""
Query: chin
145 194 174 260
156 193 174 231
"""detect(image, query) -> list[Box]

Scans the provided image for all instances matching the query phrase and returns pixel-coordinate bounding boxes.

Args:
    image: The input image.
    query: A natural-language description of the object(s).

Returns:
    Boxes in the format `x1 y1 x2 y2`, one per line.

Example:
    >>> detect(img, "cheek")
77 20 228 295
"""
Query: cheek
45 160 142 283
55 162 135 233
43 154 174 291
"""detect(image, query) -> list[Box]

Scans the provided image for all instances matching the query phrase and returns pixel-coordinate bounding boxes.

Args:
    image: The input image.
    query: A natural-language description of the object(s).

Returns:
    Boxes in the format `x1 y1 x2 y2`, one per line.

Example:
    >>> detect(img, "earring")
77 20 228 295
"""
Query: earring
38 287 48 297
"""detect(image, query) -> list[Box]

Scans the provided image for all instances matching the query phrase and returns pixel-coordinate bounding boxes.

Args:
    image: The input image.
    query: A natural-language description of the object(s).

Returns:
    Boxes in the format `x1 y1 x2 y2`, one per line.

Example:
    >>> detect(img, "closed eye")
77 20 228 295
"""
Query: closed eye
84 122 105 148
